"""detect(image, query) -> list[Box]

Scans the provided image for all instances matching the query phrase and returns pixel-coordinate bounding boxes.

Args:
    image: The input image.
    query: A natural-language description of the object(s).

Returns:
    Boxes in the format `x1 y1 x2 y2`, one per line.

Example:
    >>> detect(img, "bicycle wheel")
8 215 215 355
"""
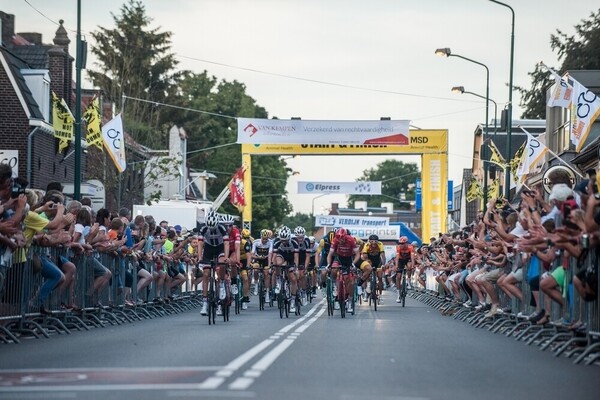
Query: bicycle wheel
295 294 301 316
371 273 378 311
401 276 407 308
351 284 356 316
339 279 346 319
326 278 334 316
234 281 241 315
258 276 265 311
278 292 284 319
208 276 216 325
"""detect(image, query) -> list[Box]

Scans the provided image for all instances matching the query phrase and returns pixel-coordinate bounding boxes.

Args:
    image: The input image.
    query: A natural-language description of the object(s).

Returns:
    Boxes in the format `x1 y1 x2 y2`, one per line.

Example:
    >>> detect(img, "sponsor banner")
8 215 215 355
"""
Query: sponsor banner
314 215 389 228
448 180 454 210
237 118 410 145
415 179 422 211
421 153 447 241
299 181 381 195
346 226 400 241
241 130 447 155
102 114 126 173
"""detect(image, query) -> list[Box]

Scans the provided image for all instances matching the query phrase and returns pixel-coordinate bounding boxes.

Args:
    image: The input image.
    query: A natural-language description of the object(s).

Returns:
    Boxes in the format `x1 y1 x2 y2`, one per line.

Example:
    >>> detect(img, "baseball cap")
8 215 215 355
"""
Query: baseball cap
549 183 573 202
174 224 182 233
573 179 589 196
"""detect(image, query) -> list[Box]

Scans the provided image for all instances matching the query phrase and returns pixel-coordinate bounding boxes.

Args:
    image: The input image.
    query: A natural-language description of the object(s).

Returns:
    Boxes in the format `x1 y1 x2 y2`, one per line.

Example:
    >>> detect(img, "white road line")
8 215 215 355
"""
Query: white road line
228 302 326 390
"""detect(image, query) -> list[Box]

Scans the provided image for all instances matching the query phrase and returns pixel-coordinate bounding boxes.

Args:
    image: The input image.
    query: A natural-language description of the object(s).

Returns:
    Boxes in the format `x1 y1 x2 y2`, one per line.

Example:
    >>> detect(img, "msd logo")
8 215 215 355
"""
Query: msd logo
243 124 258 137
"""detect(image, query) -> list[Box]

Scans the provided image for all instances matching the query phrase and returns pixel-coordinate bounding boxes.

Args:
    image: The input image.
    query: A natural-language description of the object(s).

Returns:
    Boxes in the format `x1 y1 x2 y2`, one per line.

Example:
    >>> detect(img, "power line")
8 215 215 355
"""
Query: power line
122 95 238 120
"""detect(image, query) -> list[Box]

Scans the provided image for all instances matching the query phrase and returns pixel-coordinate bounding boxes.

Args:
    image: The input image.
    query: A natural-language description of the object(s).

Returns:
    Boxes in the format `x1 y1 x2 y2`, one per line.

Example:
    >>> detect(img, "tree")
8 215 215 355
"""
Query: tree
347 160 420 211
516 8 600 118
88 0 183 147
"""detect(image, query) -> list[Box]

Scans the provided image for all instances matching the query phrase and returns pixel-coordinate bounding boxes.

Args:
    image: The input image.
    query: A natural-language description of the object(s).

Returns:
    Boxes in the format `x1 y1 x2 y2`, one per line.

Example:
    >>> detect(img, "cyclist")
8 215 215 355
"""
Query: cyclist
327 228 359 312
293 226 310 306
307 236 319 298
316 228 337 294
272 226 299 313
395 236 415 303
221 215 241 298
239 228 253 309
251 229 273 303
197 211 230 316
360 234 386 302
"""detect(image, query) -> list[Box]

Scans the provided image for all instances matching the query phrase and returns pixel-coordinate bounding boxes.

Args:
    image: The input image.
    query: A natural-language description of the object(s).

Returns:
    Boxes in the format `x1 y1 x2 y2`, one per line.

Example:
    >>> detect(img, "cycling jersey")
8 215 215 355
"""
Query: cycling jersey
273 238 295 264
396 243 414 268
197 223 229 263
331 236 356 258
362 241 385 268
240 237 252 261
317 236 333 266
252 238 273 258
294 236 311 266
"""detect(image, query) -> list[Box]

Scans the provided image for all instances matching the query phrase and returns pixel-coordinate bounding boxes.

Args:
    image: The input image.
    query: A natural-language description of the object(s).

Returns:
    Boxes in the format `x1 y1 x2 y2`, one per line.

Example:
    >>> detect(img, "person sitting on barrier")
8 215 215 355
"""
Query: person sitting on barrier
131 221 153 303
162 230 187 300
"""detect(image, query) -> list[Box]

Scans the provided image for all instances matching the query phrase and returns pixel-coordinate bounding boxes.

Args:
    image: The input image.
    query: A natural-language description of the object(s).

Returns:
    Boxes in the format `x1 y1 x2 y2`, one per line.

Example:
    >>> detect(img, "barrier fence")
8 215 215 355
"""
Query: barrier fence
410 249 600 366
0 245 201 343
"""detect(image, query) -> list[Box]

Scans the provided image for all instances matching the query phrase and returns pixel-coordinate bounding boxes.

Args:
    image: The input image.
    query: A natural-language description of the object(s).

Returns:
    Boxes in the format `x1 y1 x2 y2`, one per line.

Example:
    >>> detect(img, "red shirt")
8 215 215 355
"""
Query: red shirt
332 235 356 258
228 226 241 248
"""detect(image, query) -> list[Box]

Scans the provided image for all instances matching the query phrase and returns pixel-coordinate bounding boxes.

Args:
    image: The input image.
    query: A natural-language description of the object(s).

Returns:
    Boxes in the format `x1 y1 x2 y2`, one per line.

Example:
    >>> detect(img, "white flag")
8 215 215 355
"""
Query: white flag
518 132 548 176
570 77 600 152
102 114 127 173
547 71 572 108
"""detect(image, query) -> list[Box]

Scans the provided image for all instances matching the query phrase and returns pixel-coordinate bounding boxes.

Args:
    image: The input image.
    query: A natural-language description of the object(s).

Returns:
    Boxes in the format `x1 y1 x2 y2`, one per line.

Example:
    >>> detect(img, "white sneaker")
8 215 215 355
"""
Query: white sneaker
242 302 248 310
378 297 383 305
357 286 363 296
219 285 226 300
333 284 337 297
366 282 371 294
362 292 368 302
275 282 281 294
347 302 353 313
396 296 401 303
265 292 271 303
301 297 308 306
334 301 340 310
216 304 223 315
311 290 317 299
231 284 238 295
463 300 473 308
252 285 258 296
200 302 208 315
290 303 296 313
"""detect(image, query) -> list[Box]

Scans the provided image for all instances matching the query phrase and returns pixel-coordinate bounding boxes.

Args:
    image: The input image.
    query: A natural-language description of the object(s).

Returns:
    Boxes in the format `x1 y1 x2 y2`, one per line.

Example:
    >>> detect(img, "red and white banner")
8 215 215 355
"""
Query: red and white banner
237 118 410 145
229 166 246 212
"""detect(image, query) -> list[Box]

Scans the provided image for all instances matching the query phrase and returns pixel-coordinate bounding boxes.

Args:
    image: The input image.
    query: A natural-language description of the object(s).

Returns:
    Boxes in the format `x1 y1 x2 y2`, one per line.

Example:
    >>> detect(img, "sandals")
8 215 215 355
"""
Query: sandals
536 314 550 325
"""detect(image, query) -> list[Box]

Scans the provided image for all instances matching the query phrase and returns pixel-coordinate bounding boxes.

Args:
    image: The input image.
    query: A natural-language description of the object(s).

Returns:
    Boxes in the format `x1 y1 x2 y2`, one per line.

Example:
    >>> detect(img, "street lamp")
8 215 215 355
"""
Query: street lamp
489 0 515 199
436 48 490 208
451 86 498 136
312 193 327 216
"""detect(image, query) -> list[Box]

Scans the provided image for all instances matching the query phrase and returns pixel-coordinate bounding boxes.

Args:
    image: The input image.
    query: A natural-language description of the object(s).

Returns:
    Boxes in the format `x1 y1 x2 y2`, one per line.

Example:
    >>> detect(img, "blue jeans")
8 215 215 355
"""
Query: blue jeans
38 255 64 306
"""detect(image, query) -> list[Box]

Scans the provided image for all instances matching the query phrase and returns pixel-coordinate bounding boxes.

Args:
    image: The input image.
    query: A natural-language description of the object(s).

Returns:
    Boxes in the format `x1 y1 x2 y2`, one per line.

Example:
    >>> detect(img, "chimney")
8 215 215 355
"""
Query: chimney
52 19 70 52
330 203 339 215
18 32 42 45
0 11 15 46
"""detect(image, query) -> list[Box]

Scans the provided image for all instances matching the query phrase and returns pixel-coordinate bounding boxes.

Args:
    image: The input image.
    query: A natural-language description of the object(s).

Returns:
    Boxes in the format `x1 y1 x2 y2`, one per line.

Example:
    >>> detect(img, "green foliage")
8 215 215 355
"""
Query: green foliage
517 8 600 118
347 159 419 211
282 213 316 236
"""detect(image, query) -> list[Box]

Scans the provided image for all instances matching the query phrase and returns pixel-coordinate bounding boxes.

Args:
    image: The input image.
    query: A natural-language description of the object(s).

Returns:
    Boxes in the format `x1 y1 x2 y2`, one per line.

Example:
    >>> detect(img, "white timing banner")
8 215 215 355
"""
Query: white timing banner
237 118 410 145
315 215 389 228
299 181 382 195
347 225 401 241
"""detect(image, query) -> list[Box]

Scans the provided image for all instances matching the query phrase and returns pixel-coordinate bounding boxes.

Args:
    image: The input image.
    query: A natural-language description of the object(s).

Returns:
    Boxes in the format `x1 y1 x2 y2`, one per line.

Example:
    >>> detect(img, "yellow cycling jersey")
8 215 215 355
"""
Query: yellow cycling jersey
362 241 385 256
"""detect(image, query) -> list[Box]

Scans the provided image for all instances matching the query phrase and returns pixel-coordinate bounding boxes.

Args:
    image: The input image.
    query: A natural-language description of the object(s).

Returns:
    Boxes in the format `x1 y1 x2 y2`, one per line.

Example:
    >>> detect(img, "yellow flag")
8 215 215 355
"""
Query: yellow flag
466 179 483 203
83 98 104 151
510 142 525 181
488 140 507 169
488 178 501 200
52 92 74 152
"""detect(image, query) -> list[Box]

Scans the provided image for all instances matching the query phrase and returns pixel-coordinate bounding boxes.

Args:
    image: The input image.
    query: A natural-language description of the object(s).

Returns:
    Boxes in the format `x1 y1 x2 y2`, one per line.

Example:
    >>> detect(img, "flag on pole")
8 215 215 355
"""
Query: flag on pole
488 178 501 200
83 97 104 151
229 166 246 212
466 179 483 203
517 130 549 177
569 77 600 152
51 92 74 153
509 142 525 182
546 66 572 108
102 114 126 173
488 140 507 169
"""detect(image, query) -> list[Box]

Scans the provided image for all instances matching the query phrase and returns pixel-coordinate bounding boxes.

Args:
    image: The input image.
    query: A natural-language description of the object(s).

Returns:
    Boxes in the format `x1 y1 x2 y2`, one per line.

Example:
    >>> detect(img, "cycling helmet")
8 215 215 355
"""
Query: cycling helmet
221 214 235 225
308 236 316 245
411 241 418 247
368 234 379 241
294 226 306 236
241 228 251 238
278 226 291 240
398 236 408 244
260 229 269 239
266 229 274 239
205 211 219 228
335 228 347 239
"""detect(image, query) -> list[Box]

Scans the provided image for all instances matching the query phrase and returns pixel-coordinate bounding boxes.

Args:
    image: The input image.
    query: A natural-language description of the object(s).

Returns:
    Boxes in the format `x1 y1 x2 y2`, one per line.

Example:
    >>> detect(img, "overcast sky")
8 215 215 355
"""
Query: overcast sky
4 0 597 214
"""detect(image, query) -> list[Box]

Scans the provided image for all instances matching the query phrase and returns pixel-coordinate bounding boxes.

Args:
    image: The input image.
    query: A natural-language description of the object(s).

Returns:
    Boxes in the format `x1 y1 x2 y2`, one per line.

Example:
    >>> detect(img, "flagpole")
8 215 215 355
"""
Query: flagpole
74 0 82 200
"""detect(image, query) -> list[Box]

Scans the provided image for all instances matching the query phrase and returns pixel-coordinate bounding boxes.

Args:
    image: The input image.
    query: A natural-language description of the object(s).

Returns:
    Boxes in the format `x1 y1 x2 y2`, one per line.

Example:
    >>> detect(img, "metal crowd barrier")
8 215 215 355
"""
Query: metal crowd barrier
408 249 600 366
0 245 201 344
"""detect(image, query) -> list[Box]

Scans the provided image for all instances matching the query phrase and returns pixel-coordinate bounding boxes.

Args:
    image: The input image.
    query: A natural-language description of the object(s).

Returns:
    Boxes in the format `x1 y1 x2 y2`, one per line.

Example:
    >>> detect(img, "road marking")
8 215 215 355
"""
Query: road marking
228 305 326 390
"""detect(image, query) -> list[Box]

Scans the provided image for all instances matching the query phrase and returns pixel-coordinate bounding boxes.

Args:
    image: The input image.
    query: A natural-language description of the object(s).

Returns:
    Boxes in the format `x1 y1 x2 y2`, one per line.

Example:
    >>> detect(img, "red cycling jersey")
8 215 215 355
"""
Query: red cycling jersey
332 236 356 258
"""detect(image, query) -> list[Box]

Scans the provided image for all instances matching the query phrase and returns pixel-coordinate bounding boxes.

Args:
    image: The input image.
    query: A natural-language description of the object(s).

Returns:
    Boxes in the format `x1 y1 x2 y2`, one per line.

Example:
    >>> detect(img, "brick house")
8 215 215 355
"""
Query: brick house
0 11 84 191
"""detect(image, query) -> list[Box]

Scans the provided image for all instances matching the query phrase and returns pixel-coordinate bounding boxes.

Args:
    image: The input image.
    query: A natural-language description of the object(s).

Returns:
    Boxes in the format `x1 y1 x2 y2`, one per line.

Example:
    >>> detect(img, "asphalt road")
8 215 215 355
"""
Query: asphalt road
0 290 598 400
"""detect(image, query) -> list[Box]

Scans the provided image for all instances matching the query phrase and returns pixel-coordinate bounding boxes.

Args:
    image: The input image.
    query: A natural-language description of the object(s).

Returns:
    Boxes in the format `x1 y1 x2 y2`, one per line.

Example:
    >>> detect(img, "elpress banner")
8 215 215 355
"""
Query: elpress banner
314 215 389 228
298 181 382 195
237 118 410 145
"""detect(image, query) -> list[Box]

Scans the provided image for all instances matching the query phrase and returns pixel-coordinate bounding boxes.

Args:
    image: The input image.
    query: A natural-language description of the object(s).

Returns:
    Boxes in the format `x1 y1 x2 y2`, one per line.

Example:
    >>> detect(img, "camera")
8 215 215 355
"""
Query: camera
11 177 28 199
